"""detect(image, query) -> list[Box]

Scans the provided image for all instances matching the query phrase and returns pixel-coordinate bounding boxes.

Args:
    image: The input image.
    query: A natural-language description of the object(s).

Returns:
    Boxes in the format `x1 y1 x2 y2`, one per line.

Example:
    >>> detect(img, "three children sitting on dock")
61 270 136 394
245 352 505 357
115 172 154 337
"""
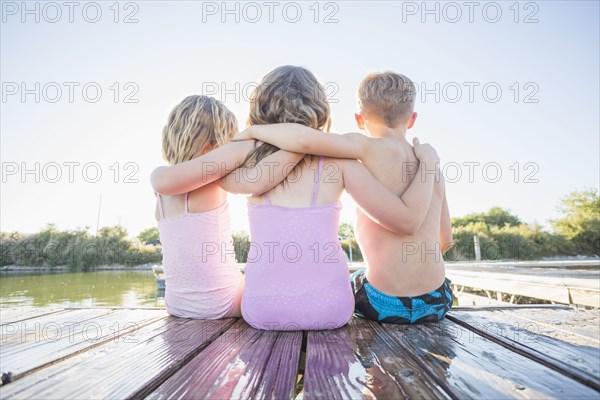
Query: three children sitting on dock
151 66 453 329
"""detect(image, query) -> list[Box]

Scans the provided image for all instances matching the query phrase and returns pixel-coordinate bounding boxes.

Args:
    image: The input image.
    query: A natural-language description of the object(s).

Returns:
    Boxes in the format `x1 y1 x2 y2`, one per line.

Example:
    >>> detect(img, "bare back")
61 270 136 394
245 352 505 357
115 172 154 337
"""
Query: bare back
155 183 228 220
357 137 446 296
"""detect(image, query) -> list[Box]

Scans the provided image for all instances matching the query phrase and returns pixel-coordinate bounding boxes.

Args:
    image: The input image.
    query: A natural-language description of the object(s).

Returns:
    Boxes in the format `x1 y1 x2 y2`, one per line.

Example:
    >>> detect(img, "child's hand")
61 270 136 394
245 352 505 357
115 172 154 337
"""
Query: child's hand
413 137 440 163
232 128 254 142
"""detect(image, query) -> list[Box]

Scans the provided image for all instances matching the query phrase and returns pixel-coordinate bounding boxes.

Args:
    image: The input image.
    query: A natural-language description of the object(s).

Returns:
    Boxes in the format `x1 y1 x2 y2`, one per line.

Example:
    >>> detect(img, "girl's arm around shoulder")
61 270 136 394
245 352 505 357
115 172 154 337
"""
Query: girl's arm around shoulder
150 141 255 195
235 123 374 160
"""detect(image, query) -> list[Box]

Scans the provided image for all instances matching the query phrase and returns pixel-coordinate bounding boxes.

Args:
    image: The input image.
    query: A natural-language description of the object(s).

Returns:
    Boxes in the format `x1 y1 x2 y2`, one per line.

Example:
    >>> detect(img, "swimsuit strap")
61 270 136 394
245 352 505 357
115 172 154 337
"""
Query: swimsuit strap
155 193 165 219
311 157 324 207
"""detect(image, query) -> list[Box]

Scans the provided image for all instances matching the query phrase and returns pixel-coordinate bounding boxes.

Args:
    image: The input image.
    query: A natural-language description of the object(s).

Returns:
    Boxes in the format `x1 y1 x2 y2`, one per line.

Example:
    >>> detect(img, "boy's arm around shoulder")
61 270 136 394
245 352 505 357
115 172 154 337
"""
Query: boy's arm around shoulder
217 149 305 195
341 139 439 235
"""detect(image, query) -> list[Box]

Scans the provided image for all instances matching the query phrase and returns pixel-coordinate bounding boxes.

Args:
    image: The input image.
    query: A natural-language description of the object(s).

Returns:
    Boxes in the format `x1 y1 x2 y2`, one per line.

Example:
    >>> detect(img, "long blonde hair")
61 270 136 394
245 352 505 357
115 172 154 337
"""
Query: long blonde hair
243 65 331 166
162 95 238 164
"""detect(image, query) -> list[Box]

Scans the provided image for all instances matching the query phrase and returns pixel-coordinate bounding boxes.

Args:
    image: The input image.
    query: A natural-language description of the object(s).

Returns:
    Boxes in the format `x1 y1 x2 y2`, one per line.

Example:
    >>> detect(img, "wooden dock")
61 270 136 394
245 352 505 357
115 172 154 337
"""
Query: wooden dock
0 306 599 399
154 261 600 308
445 262 600 307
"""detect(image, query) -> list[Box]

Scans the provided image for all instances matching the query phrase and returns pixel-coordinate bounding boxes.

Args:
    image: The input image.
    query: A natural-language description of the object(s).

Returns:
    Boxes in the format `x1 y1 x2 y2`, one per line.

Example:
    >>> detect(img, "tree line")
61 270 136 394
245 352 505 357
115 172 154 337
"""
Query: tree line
1 189 597 269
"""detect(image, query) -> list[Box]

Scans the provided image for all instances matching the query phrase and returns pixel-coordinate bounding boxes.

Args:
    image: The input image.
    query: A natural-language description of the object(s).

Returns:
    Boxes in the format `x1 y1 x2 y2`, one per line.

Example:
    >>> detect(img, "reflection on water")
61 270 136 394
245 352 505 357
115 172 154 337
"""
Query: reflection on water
0 270 165 308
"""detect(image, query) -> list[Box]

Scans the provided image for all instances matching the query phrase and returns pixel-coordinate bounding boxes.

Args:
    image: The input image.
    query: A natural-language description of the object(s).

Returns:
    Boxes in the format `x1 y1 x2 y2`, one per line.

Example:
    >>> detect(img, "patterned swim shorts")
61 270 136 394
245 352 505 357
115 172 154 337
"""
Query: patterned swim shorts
350 269 453 324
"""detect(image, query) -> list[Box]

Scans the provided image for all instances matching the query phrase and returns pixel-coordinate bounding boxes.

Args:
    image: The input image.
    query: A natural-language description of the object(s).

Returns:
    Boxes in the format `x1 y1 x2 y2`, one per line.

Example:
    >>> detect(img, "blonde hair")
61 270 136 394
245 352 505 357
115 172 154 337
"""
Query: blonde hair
358 72 416 127
162 95 238 164
243 65 331 166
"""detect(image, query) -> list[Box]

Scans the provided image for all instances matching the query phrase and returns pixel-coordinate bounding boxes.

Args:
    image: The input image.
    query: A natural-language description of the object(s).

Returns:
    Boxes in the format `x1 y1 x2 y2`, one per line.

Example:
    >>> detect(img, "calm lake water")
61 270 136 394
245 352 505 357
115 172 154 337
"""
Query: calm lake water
0 270 165 308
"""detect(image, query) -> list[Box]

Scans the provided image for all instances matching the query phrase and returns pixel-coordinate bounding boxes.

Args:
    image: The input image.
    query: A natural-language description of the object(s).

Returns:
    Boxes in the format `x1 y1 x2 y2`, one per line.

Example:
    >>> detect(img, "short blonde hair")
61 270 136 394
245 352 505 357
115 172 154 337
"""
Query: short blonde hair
358 72 416 127
162 95 238 165
243 65 331 166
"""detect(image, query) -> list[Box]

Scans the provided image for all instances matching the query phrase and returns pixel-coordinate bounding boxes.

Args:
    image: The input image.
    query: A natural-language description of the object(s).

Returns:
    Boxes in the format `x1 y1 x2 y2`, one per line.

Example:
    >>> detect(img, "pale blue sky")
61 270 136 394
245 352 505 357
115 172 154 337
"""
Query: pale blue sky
1 1 598 236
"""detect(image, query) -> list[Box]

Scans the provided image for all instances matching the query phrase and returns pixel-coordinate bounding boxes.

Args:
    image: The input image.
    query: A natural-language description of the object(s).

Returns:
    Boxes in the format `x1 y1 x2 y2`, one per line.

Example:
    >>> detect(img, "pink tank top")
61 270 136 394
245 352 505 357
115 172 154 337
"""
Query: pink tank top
157 193 243 319
242 157 355 330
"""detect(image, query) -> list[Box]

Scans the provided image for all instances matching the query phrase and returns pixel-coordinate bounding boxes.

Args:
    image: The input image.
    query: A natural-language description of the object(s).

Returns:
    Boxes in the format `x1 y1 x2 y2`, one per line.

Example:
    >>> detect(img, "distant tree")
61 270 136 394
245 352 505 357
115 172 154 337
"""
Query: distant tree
232 231 250 263
452 207 522 229
138 227 160 244
337 223 363 261
98 225 128 240
552 189 600 255
338 223 354 238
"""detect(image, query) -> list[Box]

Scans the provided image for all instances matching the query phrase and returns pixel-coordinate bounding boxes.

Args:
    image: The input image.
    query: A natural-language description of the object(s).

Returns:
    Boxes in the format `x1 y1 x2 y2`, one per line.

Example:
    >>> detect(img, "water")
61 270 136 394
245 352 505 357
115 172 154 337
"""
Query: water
0 270 165 308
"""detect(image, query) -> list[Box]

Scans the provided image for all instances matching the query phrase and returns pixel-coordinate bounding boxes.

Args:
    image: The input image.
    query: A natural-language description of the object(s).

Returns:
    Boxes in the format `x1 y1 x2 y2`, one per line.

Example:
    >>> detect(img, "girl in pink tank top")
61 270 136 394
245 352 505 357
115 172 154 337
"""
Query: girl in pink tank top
151 95 303 319
156 193 242 319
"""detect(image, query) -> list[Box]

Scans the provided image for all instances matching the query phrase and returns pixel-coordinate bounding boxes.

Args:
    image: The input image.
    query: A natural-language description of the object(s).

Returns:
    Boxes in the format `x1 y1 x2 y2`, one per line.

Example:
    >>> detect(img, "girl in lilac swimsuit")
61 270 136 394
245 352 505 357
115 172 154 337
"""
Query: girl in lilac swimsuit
238 66 439 330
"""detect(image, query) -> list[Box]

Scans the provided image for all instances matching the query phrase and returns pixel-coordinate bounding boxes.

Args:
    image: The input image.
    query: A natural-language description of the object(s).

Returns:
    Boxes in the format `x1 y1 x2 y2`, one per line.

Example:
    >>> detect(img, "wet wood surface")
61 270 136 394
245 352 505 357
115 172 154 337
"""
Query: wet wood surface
383 317 598 399
448 308 600 389
303 317 450 399
0 314 235 399
0 306 598 399
147 319 302 399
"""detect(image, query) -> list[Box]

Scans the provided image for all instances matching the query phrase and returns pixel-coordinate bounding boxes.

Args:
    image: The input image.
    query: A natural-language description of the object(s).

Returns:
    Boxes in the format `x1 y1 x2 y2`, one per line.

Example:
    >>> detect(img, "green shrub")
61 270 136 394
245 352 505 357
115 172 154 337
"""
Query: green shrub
232 231 250 263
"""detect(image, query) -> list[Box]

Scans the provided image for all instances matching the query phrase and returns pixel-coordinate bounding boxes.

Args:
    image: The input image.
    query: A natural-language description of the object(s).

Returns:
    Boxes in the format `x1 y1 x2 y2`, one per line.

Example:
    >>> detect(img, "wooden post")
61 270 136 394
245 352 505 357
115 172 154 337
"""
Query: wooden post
96 193 102 236
348 237 353 263
474 235 481 261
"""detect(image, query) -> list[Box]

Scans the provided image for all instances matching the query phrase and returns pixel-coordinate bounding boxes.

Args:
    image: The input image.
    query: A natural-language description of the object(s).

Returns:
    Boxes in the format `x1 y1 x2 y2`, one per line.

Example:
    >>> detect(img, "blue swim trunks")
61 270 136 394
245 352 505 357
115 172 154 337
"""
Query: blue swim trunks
350 269 453 324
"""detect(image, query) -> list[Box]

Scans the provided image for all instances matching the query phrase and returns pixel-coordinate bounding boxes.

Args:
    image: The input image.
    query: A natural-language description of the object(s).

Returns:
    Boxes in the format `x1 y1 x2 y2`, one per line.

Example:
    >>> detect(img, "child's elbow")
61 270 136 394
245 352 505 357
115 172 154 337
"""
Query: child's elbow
408 213 428 235
150 167 171 194
445 234 454 250
405 220 421 236
296 134 313 153
393 218 421 236
249 183 271 197
442 240 454 254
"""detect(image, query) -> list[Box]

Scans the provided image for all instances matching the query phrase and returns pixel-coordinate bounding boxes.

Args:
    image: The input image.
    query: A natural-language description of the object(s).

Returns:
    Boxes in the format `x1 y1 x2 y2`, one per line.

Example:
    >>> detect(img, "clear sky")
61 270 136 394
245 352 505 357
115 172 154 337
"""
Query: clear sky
1 0 599 237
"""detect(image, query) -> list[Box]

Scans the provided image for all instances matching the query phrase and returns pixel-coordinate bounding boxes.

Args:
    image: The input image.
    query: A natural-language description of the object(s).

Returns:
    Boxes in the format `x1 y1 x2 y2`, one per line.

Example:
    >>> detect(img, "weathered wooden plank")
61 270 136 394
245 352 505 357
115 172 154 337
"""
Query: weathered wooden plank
0 307 67 326
383 318 600 399
303 318 451 399
146 319 302 400
448 308 600 389
448 260 600 269
0 308 166 380
451 307 599 342
446 269 600 307
0 317 236 399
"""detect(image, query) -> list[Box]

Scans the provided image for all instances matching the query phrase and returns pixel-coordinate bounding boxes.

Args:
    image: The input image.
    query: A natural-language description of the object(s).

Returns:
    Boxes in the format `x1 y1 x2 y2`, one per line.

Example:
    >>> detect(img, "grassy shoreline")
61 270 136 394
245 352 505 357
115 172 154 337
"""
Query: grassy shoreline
0 263 157 272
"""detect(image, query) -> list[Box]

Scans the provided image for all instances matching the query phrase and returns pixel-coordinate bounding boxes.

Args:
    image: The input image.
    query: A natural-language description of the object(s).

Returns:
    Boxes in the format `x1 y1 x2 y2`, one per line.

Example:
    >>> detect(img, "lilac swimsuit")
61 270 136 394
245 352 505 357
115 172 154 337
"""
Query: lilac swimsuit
157 194 243 319
242 157 355 330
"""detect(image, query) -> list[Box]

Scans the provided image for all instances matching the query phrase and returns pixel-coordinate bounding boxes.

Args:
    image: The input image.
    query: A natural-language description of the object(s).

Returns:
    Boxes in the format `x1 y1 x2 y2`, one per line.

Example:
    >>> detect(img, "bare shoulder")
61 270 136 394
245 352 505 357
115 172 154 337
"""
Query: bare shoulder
364 136 415 165
326 157 363 177
320 157 353 183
